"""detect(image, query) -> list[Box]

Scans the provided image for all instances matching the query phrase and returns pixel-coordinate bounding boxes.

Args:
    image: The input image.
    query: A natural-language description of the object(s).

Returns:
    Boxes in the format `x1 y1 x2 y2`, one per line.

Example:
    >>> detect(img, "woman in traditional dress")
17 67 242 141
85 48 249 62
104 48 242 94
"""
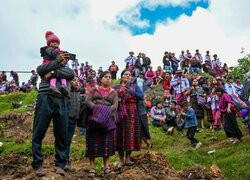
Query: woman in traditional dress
113 69 144 169
186 79 205 128
215 87 243 144
85 71 118 178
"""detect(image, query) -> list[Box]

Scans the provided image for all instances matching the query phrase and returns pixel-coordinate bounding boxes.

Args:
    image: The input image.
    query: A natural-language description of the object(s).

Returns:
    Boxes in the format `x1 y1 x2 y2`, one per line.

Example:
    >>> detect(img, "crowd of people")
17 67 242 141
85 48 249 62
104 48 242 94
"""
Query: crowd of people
2 31 249 178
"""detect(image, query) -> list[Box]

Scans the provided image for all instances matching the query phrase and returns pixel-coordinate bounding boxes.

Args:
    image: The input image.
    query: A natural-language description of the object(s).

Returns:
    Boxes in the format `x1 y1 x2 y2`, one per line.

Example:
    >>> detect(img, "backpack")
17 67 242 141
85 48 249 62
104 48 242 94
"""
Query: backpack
176 115 185 130
230 94 248 111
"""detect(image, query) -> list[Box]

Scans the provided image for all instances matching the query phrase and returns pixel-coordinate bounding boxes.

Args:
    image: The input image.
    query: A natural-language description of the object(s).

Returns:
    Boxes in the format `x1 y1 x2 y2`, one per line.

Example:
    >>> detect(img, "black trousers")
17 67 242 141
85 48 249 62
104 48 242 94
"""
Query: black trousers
31 94 69 169
187 126 199 145
152 120 168 132
224 111 243 139
111 71 117 80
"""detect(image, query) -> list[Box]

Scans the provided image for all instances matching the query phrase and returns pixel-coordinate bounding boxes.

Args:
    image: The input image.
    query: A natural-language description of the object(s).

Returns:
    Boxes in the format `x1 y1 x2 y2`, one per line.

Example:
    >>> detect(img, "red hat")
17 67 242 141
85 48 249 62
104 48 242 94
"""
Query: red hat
45 31 60 46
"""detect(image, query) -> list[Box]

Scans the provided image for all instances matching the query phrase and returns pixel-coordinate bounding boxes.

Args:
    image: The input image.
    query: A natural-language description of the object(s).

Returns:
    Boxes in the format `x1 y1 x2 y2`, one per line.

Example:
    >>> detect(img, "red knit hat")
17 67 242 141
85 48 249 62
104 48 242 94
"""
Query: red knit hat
45 31 60 46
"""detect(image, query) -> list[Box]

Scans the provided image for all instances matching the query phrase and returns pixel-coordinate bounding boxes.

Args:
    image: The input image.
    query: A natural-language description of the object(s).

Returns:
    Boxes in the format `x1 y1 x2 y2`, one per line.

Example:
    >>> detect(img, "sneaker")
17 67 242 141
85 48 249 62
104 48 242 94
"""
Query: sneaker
34 167 46 177
195 142 202 149
166 128 171 135
49 86 62 96
212 128 216 132
64 161 76 172
54 166 65 176
60 85 69 96
169 127 174 135
181 129 186 136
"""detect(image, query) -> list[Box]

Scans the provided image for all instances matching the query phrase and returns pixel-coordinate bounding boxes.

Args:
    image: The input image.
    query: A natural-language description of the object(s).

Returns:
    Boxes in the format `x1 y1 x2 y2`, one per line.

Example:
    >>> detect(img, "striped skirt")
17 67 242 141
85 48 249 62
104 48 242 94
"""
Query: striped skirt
115 101 141 151
85 120 115 158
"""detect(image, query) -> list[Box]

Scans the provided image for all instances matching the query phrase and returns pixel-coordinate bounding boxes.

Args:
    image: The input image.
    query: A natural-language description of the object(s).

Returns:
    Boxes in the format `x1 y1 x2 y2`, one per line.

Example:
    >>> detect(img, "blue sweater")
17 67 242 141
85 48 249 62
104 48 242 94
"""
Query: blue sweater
184 107 198 128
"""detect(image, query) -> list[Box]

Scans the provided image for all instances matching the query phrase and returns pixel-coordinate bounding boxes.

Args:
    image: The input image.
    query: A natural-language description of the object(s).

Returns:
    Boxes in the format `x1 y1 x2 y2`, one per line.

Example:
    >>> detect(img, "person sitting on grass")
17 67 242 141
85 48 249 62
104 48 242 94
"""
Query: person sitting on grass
165 101 179 135
181 101 202 149
151 100 174 135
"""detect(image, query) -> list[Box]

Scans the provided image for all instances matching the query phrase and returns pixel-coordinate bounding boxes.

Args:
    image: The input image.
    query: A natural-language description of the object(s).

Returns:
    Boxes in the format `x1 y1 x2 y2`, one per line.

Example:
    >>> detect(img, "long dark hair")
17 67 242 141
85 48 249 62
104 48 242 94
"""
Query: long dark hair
98 71 111 86
120 69 132 85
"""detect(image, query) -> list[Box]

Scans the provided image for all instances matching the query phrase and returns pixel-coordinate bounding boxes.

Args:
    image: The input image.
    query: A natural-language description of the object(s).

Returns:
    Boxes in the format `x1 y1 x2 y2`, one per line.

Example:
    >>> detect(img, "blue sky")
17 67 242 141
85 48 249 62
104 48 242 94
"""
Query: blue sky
118 0 209 35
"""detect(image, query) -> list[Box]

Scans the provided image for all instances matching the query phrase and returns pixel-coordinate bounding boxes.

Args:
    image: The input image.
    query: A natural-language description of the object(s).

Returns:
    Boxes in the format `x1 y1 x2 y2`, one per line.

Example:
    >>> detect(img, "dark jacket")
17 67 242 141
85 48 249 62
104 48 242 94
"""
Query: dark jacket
191 60 201 68
68 89 86 124
144 57 151 67
134 58 143 69
163 56 171 66
40 46 59 60
36 60 75 96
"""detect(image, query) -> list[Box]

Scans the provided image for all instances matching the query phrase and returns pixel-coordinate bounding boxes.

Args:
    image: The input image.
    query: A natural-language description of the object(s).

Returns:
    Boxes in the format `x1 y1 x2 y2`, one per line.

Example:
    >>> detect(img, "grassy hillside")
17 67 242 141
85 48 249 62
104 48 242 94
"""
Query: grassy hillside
0 80 249 179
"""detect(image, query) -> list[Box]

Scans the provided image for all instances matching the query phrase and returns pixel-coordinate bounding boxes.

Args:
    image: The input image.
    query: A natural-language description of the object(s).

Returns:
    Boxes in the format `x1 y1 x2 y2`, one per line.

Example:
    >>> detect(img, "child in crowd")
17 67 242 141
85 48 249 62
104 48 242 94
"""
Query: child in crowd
65 76 85 172
207 87 222 131
139 96 152 151
224 76 235 95
163 96 171 111
151 100 174 135
132 72 147 92
163 52 173 73
40 31 68 96
162 71 173 98
165 101 179 135
181 101 202 148
149 92 160 107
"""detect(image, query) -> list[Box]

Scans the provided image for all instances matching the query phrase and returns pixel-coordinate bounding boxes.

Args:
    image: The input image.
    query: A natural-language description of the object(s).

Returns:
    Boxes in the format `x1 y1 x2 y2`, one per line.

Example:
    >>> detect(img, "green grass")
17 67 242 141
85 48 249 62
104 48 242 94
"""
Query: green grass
0 88 249 179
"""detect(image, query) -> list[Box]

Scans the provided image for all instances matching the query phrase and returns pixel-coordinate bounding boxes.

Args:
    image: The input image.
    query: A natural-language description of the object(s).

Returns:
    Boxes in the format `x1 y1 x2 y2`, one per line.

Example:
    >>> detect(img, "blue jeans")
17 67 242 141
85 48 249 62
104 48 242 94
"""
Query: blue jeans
191 67 200 75
164 66 173 74
66 122 76 161
135 68 141 77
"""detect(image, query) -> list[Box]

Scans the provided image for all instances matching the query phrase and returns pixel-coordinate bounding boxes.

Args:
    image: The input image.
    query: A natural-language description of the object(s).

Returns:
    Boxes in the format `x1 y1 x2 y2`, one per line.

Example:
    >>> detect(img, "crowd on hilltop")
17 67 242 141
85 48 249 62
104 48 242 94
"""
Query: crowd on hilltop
2 31 249 178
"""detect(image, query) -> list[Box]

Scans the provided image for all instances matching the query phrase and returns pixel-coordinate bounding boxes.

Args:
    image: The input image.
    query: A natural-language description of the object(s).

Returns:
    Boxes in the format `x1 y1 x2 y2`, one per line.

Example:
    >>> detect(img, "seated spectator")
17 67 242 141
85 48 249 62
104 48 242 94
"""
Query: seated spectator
194 49 203 63
0 71 7 82
163 96 171 111
189 72 203 87
162 71 173 98
171 53 179 74
151 100 174 134
145 66 156 87
163 52 173 73
0 80 7 93
132 72 147 92
190 57 201 75
9 79 18 93
155 70 163 85
166 101 178 125
149 92 160 107
233 76 243 97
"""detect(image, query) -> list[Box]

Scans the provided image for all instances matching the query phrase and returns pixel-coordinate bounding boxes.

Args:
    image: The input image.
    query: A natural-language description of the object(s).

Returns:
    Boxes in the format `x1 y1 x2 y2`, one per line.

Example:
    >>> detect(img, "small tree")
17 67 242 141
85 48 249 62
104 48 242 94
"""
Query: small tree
229 49 250 84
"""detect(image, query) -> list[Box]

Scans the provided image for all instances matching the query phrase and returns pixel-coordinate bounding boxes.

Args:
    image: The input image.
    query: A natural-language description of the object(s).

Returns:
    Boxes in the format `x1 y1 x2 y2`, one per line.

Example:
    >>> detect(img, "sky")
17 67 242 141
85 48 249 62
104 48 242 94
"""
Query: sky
0 0 250 83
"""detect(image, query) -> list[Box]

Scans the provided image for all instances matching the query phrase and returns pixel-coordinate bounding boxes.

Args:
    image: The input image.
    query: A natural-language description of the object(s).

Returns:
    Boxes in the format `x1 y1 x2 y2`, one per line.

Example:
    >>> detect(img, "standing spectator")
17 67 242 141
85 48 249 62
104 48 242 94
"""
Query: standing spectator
79 63 85 77
134 53 143 77
233 76 243 97
179 51 185 64
32 52 75 176
113 69 144 169
224 76 236 95
171 69 190 110
207 87 222 131
241 72 250 134
202 77 212 96
204 51 211 62
64 76 84 172
155 66 164 85
0 71 7 81
215 87 243 144
85 71 118 177
163 51 173 73
190 57 201 75
194 49 203 63
186 79 205 129
84 61 91 77
97 67 103 78
30 70 38 88
10 71 19 86
124 51 136 71
184 49 192 62
145 66 157 87
109 61 119 80
142 53 151 74
222 63 229 79
181 101 202 148
171 53 179 74
139 96 152 151
71 59 79 75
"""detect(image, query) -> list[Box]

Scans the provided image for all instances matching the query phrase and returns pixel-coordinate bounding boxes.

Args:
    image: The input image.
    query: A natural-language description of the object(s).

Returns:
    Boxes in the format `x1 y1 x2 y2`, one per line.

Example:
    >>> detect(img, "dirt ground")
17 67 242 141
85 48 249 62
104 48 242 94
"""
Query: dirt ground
0 112 227 180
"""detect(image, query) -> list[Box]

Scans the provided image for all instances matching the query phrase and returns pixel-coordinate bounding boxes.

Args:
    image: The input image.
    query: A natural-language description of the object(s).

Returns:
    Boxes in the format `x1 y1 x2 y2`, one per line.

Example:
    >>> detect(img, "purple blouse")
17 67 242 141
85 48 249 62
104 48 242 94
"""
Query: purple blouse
219 93 236 115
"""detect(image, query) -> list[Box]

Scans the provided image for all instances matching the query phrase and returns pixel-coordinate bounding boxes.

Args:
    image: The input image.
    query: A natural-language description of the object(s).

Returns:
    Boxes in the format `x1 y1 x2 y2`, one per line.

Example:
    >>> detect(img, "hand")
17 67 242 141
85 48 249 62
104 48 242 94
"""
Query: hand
227 108 231 114
191 86 194 90
58 51 69 63
44 72 52 80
